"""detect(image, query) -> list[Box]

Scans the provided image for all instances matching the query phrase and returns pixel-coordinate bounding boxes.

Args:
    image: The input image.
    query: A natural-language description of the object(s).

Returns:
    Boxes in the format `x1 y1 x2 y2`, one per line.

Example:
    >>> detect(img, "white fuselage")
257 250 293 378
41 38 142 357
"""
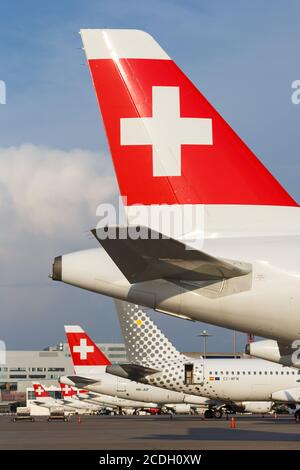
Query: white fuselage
60 367 209 407
33 397 83 411
59 395 100 411
78 393 158 409
134 357 300 403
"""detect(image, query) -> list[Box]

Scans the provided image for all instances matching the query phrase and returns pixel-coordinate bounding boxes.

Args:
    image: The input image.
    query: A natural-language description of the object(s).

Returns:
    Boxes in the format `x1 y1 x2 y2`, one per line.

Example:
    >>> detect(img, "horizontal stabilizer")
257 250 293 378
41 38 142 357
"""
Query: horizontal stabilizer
106 363 160 381
64 376 98 386
91 226 251 283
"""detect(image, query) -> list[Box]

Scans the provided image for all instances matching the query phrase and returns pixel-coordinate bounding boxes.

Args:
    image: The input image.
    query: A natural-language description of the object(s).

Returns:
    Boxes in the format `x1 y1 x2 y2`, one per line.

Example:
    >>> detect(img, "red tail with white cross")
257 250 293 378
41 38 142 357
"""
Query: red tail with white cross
64 325 111 367
59 382 77 398
32 383 50 398
80 29 296 207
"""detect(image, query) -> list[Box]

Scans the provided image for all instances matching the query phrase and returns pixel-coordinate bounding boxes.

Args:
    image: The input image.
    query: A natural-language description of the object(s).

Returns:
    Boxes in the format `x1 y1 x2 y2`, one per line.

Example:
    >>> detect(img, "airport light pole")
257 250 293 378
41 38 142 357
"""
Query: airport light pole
198 330 213 359
233 331 237 358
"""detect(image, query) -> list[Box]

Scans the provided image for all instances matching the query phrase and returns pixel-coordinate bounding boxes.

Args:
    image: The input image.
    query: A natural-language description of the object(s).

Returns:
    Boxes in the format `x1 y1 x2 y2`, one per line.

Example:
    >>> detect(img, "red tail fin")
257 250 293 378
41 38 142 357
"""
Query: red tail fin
81 29 296 207
33 383 50 398
65 325 111 367
59 382 77 398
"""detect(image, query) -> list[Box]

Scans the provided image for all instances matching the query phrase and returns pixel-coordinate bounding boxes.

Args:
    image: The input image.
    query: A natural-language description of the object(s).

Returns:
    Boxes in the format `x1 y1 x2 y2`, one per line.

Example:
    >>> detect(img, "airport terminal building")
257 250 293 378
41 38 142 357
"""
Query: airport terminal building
0 342 127 410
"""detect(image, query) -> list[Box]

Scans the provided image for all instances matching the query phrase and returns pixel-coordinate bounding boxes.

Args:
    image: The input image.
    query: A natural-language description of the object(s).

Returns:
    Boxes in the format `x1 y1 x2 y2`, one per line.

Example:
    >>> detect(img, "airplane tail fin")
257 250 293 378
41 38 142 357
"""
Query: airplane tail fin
59 382 77 398
114 300 186 368
64 325 111 374
80 29 297 238
32 382 50 398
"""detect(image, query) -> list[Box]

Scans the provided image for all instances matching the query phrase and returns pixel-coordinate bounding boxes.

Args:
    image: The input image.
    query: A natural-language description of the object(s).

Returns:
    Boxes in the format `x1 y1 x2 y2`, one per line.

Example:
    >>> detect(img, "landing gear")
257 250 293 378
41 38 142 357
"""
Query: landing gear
204 409 214 419
294 409 300 422
204 408 223 419
213 409 223 419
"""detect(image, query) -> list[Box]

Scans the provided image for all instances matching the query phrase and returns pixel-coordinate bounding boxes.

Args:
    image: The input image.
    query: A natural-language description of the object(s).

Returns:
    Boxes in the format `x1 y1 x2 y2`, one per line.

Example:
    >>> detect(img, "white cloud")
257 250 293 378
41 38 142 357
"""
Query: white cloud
0 143 116 236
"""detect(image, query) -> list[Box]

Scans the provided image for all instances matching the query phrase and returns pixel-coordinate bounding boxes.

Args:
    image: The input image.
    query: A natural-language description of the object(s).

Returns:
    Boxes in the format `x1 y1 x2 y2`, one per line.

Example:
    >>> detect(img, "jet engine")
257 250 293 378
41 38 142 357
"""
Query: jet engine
166 404 191 414
241 401 273 414
245 339 300 368
271 388 300 402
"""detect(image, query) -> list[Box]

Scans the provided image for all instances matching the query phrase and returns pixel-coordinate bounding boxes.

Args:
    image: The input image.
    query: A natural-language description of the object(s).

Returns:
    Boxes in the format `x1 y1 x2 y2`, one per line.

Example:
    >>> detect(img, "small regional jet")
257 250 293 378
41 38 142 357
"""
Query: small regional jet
60 325 212 412
58 382 104 413
59 382 163 414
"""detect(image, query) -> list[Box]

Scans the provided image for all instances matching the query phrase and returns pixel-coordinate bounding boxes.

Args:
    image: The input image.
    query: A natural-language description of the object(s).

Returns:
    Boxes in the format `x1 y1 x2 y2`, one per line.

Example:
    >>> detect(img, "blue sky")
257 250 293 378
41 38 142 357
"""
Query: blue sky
0 0 300 351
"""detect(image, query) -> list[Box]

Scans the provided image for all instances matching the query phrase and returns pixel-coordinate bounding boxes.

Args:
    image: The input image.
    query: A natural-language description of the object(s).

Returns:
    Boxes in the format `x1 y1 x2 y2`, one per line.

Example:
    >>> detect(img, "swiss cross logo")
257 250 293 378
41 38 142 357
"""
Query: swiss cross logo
120 86 213 177
73 338 94 360
35 386 44 396
62 384 73 395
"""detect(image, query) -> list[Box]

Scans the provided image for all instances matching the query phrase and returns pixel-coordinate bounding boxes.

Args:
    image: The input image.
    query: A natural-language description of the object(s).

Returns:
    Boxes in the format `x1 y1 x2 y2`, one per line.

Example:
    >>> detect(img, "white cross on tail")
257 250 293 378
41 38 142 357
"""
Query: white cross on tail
120 86 213 176
73 338 94 360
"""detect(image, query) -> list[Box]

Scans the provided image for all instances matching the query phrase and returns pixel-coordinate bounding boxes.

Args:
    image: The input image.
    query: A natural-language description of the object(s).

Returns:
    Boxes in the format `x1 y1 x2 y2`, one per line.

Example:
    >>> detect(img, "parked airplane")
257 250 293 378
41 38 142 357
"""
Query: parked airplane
59 381 174 414
60 325 214 411
31 382 95 413
61 384 197 415
51 29 300 361
108 301 300 419
58 382 102 413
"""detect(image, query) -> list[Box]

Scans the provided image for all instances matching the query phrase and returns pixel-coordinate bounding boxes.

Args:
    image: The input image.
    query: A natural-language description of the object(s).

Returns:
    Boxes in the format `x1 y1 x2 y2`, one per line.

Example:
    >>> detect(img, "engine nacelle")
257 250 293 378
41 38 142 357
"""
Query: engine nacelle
245 340 299 368
183 395 211 406
59 375 77 387
246 340 281 362
271 388 300 403
166 404 191 414
241 401 273 414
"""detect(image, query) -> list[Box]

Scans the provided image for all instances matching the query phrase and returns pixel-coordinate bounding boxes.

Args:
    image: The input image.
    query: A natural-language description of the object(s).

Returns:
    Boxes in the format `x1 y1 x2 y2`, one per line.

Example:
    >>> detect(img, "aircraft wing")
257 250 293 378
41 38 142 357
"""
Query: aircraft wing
91 226 251 283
